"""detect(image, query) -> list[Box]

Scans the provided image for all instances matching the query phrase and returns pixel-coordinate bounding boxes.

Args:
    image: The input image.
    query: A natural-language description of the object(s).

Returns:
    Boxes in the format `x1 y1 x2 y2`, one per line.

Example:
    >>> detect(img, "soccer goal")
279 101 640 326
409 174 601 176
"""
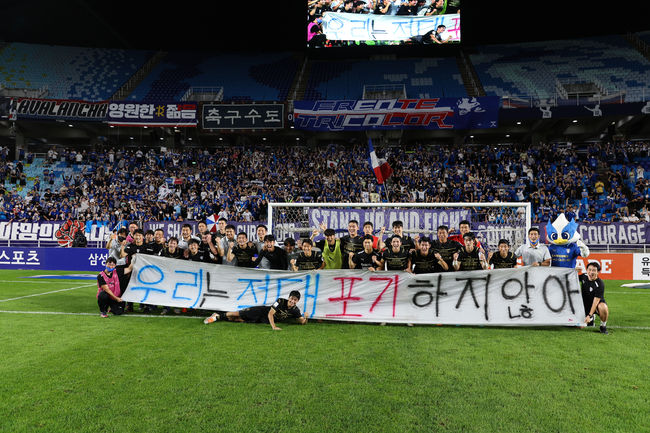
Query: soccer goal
268 202 532 250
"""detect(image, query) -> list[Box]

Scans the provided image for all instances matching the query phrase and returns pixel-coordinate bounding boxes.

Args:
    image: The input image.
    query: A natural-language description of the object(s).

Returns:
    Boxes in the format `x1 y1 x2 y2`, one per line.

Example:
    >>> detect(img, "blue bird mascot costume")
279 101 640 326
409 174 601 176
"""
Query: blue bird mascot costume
546 213 590 268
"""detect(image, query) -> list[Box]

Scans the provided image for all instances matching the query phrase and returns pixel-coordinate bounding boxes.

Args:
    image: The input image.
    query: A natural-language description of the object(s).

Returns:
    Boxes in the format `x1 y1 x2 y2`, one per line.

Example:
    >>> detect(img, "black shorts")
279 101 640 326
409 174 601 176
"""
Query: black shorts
238 306 271 323
585 300 607 316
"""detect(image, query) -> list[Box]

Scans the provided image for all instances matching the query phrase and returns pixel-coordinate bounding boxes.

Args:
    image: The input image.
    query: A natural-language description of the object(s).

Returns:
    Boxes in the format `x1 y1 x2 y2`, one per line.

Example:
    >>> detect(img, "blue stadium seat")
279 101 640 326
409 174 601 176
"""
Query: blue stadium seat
470 35 650 103
304 57 467 100
0 43 154 101
128 51 301 101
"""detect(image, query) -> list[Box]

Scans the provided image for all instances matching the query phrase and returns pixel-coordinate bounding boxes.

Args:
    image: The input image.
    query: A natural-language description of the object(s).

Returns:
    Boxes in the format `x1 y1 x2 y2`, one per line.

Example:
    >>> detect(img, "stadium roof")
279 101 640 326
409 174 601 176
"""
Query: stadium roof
0 1 647 52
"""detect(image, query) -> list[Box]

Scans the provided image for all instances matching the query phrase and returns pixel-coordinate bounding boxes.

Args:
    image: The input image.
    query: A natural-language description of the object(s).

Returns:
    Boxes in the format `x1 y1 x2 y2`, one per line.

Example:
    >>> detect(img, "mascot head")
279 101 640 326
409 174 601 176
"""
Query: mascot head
546 213 580 245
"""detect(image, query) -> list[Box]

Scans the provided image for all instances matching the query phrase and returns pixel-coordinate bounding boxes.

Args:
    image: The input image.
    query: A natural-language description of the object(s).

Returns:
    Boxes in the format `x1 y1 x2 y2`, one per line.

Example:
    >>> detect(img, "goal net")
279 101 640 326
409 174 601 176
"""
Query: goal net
268 202 532 251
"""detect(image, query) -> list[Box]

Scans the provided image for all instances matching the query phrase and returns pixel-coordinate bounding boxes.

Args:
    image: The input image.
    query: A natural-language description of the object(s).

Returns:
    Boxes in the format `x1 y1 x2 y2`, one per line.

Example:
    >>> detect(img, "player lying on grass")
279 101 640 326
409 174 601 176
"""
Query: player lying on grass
203 290 308 330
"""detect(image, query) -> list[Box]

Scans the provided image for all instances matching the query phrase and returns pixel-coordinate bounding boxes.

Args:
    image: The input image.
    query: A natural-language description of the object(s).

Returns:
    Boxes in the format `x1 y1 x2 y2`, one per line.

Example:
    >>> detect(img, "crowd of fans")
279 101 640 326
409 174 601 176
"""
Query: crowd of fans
0 140 649 226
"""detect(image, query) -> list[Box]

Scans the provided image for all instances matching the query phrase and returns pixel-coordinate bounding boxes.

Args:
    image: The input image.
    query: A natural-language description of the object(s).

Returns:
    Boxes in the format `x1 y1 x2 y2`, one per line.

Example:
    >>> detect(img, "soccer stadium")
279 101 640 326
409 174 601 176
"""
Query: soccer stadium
1 2 649 432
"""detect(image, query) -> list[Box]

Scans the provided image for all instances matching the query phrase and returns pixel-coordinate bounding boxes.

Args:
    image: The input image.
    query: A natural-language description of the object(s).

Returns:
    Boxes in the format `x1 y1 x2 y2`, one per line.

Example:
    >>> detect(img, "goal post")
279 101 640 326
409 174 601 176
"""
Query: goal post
268 202 532 250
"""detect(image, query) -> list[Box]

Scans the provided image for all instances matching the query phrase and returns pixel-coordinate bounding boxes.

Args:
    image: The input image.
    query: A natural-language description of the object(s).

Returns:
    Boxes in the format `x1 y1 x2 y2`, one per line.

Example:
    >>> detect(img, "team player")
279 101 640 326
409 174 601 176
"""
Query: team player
291 239 325 271
449 220 483 250
579 262 609 334
385 220 416 253
453 232 488 271
431 225 463 271
186 238 214 263
339 220 364 268
227 232 259 268
488 239 518 269
362 221 385 251
161 236 184 259
251 235 288 270
378 236 412 272
315 228 345 269
203 290 308 331
411 237 448 274
349 235 382 270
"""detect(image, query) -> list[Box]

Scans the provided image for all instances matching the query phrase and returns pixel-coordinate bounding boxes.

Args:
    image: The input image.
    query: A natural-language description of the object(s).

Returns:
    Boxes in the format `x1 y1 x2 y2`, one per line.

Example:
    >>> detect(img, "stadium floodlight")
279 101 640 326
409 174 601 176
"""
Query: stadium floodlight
268 202 532 250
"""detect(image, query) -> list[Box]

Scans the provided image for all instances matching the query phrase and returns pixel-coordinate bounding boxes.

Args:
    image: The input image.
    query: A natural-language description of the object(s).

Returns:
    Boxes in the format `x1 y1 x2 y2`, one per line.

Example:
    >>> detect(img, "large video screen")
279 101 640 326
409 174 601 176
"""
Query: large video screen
307 0 460 48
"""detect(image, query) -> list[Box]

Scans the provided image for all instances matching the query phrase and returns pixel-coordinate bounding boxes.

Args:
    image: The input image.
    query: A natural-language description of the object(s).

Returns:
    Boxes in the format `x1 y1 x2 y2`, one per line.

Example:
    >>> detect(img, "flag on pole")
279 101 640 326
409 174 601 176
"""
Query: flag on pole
368 138 393 184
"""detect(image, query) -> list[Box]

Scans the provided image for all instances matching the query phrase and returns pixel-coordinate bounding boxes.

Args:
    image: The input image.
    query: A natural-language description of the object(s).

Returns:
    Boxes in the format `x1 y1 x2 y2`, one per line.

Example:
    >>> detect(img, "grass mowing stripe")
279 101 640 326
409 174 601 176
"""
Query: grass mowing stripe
0 309 204 319
0 283 95 302
1 309 649 330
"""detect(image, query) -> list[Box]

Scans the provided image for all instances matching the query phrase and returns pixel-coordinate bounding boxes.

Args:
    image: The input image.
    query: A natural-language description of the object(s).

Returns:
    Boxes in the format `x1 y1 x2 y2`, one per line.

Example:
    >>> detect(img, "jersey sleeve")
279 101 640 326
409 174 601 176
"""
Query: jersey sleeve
593 279 605 299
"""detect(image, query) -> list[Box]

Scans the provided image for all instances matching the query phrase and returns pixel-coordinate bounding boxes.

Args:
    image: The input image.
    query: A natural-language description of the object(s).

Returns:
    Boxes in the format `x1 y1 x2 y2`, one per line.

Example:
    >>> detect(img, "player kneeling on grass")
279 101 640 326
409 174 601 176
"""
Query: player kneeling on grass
579 262 610 334
97 257 133 318
204 290 308 331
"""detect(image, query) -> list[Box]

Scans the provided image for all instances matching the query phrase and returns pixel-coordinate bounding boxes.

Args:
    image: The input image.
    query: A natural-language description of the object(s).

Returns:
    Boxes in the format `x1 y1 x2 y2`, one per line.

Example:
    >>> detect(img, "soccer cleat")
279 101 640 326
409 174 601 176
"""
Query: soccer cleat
600 325 608 334
587 318 595 327
203 313 220 324
100 312 109 318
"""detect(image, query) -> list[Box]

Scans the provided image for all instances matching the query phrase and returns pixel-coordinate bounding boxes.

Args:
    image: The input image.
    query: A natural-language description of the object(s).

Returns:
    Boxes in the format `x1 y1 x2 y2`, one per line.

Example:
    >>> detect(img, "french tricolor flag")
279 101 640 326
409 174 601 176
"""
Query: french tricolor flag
368 138 393 184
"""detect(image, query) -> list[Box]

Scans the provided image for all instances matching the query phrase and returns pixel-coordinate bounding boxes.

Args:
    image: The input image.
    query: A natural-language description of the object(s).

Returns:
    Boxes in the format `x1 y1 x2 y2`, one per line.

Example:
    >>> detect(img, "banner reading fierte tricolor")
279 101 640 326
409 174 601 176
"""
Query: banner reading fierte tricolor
122 255 586 326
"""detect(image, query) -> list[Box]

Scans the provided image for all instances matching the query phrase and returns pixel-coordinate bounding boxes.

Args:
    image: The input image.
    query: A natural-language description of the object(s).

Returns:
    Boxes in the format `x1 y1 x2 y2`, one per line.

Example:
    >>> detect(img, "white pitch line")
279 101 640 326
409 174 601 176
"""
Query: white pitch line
0 310 204 319
0 280 84 283
0 283 96 303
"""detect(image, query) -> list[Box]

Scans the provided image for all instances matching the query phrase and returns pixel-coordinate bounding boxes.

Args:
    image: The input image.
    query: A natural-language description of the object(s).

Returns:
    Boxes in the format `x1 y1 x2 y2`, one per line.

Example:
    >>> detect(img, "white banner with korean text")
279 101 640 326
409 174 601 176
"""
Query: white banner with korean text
321 12 460 42
122 255 584 326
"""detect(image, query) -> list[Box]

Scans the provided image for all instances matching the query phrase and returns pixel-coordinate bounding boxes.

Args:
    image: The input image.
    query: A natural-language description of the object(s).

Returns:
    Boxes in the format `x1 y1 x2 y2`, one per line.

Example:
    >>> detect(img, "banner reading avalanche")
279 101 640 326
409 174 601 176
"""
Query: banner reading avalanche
321 12 460 42
14 98 108 121
293 97 499 131
122 255 584 326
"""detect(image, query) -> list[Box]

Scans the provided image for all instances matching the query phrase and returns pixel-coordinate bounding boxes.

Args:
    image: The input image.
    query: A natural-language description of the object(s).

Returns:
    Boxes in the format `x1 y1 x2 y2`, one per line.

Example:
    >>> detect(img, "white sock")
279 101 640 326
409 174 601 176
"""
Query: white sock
601 321 607 327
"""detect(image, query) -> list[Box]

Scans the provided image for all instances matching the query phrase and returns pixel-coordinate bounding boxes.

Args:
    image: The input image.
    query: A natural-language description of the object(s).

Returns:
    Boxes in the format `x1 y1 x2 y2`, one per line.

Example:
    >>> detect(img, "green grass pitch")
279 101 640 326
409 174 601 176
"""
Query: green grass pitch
1 269 648 433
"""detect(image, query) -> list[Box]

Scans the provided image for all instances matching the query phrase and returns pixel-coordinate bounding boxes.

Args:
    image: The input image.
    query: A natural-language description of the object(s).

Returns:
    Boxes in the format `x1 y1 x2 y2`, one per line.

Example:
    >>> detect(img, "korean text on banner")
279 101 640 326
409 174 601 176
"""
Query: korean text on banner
321 12 460 42
122 255 585 326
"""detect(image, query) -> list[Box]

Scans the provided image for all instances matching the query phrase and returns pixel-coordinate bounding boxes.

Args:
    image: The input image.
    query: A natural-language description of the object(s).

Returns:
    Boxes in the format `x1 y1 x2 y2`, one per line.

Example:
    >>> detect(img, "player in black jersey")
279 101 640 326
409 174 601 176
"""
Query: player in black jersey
579 262 609 334
379 236 412 272
120 229 148 312
349 235 381 270
251 235 288 270
431 225 463 271
385 220 416 253
186 238 214 263
453 232 488 271
411 237 448 274
160 236 184 259
203 290 308 330
291 239 325 271
339 220 364 269
488 239 518 269
227 232 259 268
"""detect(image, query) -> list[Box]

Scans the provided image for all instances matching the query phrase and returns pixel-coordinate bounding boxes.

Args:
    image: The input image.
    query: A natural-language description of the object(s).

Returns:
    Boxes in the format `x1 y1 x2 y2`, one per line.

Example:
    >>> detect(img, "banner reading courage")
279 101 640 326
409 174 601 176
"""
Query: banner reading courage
122 255 585 326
